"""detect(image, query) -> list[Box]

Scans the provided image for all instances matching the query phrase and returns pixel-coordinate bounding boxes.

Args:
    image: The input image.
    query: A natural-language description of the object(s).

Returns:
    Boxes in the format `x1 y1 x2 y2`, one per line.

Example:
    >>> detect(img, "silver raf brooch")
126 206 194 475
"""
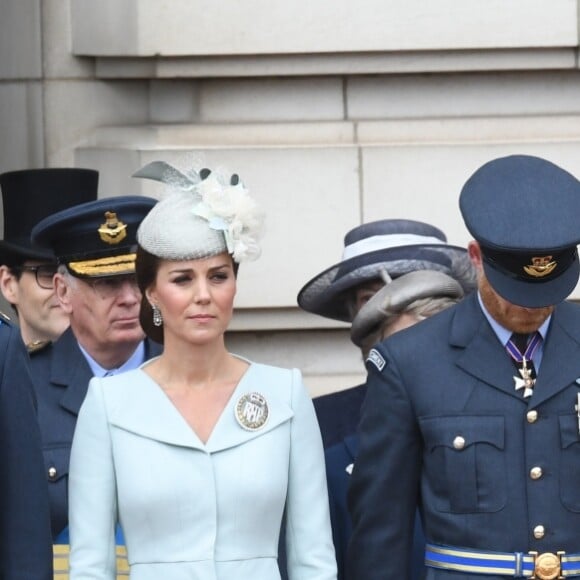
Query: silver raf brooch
235 392 269 431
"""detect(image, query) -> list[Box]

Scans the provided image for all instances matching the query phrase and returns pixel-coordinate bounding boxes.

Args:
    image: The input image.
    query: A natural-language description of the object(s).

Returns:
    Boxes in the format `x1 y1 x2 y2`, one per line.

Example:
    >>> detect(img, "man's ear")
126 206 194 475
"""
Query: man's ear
468 240 484 269
54 274 73 314
0 265 19 306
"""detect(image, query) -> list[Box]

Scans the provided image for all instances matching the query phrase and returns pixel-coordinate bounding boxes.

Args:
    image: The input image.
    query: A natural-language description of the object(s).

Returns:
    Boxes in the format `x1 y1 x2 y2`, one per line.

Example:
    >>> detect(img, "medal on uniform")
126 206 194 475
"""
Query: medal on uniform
513 357 535 398
235 392 269 431
506 332 541 399
575 393 580 436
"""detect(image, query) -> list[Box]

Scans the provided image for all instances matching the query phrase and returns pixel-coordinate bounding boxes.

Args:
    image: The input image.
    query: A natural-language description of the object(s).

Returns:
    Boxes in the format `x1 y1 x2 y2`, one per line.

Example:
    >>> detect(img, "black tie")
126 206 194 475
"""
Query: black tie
511 333 530 355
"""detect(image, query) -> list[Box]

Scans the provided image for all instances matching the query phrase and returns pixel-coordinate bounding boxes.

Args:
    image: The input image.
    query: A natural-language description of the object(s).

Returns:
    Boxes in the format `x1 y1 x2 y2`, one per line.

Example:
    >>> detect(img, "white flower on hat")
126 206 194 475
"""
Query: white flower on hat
194 172 264 262
133 161 264 263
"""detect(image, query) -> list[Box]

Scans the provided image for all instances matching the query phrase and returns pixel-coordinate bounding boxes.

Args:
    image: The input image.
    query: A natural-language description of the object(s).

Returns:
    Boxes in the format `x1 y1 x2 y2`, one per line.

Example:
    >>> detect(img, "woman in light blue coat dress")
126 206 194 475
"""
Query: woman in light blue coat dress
68 161 337 580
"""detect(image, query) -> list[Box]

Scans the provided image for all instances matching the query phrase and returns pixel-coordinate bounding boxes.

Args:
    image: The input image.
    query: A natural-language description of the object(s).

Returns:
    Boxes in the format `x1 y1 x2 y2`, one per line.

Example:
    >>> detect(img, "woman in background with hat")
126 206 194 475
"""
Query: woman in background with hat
298 219 475 449
297 219 476 580
67 161 337 580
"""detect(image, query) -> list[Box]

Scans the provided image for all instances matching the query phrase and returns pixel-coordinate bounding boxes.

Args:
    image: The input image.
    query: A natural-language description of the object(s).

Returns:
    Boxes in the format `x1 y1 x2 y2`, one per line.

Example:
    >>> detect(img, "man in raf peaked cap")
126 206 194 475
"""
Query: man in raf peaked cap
0 168 98 352
348 155 580 580
28 195 162 576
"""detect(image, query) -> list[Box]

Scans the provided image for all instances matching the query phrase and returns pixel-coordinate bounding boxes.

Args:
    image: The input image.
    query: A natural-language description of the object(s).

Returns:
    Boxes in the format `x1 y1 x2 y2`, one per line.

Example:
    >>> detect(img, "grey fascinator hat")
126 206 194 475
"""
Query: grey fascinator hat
350 270 464 347
133 161 265 263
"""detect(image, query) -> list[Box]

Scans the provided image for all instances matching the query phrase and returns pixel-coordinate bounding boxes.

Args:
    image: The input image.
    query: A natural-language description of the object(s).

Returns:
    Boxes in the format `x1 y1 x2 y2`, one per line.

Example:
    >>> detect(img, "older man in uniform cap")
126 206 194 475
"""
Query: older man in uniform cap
0 168 98 351
29 195 161 576
348 154 580 580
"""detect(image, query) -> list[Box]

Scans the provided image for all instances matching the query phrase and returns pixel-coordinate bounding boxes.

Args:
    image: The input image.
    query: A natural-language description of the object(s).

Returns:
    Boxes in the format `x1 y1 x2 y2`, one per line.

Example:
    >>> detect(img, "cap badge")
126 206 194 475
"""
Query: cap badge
235 392 269 431
523 256 556 278
98 212 127 245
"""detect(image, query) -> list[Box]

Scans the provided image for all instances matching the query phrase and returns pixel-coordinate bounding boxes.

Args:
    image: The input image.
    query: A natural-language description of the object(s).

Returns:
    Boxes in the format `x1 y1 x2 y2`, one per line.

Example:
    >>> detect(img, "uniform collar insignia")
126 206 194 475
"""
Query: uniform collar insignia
26 339 51 353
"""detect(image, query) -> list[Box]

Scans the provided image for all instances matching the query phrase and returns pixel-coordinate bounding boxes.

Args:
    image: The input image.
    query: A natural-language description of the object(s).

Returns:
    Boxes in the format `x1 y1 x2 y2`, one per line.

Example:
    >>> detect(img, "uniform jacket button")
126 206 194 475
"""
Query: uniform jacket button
47 466 57 481
527 410 538 423
453 436 465 450
533 525 545 539
530 466 543 480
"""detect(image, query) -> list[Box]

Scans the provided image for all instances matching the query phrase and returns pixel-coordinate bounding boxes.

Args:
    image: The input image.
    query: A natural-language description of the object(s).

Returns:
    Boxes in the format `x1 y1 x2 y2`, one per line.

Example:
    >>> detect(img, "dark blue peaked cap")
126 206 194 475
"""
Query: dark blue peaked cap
31 195 157 278
460 154 580 307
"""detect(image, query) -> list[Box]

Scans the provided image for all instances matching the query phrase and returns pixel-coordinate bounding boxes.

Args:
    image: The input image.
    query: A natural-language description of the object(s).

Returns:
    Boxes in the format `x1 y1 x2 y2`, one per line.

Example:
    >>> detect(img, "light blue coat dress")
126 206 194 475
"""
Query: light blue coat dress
68 360 337 580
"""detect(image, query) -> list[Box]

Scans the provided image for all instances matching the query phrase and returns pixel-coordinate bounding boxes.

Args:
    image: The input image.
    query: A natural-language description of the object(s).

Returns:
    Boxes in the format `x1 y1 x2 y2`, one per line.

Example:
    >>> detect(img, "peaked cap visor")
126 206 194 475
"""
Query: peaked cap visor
31 195 157 278
460 154 580 306
482 250 580 308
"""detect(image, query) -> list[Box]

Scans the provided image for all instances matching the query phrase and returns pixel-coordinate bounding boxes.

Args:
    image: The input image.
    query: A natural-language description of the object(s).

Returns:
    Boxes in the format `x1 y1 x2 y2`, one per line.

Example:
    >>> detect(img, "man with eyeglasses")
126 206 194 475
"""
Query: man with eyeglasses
0 168 98 352
28 195 161 574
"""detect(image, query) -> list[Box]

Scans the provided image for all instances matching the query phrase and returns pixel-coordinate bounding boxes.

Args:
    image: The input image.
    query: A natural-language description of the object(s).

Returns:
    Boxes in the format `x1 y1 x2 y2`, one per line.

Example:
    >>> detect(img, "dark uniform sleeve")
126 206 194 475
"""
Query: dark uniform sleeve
0 322 53 579
346 345 422 580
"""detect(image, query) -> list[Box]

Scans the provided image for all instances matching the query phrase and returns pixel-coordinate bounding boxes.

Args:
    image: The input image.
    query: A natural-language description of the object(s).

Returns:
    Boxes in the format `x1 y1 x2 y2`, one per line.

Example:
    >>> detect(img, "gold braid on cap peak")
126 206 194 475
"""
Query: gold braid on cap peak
68 253 137 276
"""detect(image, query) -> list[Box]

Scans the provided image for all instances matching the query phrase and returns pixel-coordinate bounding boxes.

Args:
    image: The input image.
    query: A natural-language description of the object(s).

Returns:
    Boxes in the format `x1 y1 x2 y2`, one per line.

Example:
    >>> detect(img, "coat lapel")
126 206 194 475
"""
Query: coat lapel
451 296 580 407
107 362 294 453
55 332 163 417
206 363 294 453
344 434 358 460
530 302 580 408
51 328 93 416
452 294 525 401
107 370 207 450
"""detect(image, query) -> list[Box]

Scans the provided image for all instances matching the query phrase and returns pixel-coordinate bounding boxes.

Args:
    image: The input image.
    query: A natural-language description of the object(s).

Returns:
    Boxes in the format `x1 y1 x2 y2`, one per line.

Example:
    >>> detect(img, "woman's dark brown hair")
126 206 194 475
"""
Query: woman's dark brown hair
136 246 164 344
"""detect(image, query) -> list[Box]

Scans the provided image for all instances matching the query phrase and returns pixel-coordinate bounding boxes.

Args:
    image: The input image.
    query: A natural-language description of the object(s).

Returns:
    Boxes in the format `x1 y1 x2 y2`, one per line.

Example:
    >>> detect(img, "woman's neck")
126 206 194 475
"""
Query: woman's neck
148 337 244 390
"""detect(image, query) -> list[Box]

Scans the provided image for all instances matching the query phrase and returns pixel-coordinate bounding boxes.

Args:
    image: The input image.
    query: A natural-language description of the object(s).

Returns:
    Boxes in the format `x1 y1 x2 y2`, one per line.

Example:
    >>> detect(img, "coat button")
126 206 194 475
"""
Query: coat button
453 436 466 450
527 410 538 423
533 525 545 539
530 466 543 480
48 466 57 481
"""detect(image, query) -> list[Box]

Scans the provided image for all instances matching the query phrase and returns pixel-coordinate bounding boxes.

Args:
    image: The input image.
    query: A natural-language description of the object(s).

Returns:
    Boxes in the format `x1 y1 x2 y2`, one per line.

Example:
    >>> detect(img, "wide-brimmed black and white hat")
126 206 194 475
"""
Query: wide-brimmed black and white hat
297 219 473 322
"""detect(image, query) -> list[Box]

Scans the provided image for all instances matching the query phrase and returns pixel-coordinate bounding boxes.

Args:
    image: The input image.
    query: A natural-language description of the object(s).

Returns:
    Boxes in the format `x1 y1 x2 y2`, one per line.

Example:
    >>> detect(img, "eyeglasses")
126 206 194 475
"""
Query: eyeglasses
14 265 58 289
83 275 141 300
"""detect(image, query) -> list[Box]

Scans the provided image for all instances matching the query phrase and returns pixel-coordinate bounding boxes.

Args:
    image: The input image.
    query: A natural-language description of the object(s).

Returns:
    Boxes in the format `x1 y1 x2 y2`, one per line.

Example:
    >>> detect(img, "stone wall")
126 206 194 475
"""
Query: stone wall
2 0 580 394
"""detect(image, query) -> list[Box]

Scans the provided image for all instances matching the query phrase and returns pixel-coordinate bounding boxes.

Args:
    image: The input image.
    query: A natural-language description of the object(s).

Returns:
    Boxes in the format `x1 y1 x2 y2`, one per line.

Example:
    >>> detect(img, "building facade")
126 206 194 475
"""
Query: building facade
2 0 580 394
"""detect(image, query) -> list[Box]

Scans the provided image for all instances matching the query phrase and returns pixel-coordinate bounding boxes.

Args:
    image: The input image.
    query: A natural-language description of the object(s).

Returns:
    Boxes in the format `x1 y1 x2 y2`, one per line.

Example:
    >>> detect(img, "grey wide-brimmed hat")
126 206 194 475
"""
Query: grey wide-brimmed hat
297 219 473 322
460 154 580 308
350 270 464 347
